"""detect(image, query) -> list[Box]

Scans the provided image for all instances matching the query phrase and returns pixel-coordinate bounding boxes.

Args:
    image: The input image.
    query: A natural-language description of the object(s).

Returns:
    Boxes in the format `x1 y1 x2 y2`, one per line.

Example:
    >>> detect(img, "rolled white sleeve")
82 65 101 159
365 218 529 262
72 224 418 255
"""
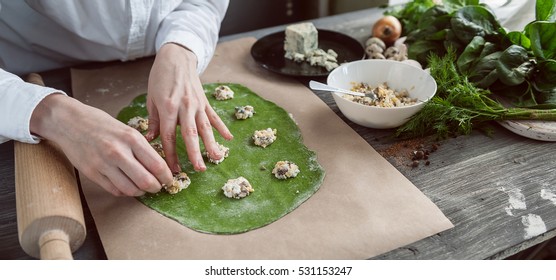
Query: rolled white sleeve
155 0 228 73
0 69 66 144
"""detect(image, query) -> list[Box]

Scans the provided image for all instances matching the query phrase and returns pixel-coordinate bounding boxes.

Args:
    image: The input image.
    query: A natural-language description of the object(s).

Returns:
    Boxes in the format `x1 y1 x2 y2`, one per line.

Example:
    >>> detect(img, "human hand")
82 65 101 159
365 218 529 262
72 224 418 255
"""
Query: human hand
30 94 173 196
145 43 233 173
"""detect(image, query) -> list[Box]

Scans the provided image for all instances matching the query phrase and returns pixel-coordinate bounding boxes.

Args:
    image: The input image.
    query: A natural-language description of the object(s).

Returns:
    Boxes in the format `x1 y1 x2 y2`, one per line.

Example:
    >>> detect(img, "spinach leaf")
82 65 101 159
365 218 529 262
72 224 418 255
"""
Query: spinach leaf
475 68 500 88
457 36 501 87
408 40 444 64
526 21 556 60
469 51 502 88
496 45 534 86
442 0 479 13
443 28 467 56
451 6 501 45
405 6 454 65
417 5 450 30
385 0 437 35
533 59 556 93
458 36 486 73
536 0 556 21
505 31 531 49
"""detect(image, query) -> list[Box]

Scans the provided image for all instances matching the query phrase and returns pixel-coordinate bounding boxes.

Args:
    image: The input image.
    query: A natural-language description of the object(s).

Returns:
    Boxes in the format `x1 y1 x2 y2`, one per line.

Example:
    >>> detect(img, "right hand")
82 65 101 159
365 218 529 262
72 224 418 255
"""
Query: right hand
30 93 173 196
145 43 233 173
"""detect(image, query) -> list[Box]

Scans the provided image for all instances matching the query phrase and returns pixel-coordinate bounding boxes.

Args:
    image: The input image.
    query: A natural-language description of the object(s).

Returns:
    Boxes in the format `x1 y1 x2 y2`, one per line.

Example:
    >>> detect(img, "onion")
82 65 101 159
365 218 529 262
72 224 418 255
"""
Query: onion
372 16 402 46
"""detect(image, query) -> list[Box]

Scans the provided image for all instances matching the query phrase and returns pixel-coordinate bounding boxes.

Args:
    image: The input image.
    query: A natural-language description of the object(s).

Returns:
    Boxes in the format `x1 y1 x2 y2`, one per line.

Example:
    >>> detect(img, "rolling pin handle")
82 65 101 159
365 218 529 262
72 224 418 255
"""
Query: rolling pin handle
39 230 73 260
16 73 86 260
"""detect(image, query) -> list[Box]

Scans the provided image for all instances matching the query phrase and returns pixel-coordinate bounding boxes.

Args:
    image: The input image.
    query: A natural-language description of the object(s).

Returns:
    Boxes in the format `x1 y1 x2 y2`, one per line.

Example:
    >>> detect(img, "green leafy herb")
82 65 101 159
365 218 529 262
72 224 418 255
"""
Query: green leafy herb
390 0 556 108
396 50 556 138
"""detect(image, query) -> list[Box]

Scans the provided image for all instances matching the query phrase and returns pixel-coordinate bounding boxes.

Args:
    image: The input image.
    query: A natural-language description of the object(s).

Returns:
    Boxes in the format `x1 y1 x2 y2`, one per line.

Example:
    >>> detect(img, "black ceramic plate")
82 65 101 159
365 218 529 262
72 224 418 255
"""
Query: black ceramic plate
251 29 365 77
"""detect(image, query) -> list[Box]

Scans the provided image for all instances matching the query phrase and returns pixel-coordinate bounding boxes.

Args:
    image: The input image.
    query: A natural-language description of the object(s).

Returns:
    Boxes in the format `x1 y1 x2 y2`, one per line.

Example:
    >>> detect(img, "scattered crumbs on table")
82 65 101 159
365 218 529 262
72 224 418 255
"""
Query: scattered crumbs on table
376 137 440 169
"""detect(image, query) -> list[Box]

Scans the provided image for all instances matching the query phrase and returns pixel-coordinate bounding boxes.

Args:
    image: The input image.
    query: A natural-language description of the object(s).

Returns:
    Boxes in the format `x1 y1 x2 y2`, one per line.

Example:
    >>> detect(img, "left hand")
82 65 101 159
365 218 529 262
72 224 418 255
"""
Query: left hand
145 43 233 173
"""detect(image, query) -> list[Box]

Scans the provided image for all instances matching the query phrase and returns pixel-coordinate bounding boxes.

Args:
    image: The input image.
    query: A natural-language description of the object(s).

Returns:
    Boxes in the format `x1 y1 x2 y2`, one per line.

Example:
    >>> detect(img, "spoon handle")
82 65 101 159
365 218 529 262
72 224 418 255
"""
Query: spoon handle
309 80 366 97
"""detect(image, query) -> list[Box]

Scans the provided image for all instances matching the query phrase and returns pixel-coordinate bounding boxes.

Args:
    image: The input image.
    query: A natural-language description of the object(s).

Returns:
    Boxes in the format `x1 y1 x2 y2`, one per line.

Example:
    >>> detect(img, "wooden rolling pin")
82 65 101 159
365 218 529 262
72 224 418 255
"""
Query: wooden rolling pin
15 73 86 260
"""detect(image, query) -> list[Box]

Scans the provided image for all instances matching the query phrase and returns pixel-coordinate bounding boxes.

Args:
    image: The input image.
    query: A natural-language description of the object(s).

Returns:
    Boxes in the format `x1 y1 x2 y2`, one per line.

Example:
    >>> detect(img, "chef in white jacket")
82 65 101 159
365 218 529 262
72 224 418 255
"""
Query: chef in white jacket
0 0 233 196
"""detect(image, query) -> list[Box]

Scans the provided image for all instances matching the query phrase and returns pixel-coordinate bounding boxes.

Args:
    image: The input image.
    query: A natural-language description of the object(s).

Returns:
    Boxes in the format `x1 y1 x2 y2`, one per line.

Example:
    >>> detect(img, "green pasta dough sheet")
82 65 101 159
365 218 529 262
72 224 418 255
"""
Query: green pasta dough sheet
116 83 325 234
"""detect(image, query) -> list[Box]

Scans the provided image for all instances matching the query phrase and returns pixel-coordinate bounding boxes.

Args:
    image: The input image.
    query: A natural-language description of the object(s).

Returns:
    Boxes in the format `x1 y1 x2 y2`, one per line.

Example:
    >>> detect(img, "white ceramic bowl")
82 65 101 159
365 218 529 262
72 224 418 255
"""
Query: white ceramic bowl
327 60 437 129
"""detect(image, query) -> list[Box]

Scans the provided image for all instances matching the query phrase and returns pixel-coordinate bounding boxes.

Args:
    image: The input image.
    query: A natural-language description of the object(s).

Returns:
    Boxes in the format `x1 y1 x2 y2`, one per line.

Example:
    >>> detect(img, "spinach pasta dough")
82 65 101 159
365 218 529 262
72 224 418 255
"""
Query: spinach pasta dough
117 83 325 234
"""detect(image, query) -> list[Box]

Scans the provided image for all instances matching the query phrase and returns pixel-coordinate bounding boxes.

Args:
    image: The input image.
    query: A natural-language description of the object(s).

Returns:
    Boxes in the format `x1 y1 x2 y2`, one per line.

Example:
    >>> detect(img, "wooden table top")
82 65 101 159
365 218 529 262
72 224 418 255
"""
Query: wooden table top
1 6 555 260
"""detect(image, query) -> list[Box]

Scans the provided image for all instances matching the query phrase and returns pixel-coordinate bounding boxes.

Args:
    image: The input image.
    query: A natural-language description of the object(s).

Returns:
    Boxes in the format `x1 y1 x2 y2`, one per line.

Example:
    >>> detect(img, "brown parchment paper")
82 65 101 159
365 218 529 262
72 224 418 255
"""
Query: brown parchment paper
71 37 453 259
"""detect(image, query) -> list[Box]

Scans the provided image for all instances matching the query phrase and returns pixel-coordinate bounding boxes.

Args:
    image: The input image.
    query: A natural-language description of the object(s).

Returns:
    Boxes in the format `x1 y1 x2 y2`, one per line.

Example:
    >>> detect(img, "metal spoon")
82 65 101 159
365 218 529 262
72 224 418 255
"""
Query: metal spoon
309 80 375 99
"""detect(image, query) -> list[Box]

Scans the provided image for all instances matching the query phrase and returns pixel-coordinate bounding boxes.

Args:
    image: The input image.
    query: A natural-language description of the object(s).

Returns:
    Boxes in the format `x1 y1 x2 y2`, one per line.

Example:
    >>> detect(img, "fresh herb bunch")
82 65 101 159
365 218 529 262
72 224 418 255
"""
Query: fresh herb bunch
388 0 556 108
395 49 556 139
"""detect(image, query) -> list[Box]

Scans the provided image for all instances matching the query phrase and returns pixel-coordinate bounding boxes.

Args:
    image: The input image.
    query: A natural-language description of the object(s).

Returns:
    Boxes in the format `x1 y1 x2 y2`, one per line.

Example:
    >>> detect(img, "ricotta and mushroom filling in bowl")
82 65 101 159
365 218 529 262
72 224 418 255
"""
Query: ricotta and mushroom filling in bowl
343 82 417 108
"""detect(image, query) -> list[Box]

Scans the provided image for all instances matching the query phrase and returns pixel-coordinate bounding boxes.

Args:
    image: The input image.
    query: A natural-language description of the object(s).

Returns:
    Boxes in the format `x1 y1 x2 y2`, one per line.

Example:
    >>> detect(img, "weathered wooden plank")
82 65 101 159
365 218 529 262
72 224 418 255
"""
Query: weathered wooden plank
309 84 556 259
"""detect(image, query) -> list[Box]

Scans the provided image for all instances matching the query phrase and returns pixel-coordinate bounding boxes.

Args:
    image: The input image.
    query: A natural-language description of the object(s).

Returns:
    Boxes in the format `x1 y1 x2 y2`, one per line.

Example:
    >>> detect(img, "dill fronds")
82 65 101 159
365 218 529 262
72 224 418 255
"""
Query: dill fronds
396 50 556 139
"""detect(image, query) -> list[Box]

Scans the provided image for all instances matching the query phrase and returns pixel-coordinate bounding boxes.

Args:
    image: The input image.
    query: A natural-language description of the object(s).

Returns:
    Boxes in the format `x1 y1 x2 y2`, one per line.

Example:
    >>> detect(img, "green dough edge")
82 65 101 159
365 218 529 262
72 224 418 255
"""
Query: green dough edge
116 83 325 234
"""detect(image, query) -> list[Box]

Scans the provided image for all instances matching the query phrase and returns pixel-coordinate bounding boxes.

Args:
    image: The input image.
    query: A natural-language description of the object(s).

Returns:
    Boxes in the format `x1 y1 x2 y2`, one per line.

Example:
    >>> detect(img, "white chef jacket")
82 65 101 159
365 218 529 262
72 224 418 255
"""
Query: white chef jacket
0 0 228 144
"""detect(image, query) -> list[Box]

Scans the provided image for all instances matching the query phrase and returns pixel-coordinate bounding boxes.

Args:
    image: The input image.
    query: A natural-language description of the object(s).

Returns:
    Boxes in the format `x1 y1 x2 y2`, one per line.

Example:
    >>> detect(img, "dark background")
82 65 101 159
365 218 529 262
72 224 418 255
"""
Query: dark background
220 0 388 36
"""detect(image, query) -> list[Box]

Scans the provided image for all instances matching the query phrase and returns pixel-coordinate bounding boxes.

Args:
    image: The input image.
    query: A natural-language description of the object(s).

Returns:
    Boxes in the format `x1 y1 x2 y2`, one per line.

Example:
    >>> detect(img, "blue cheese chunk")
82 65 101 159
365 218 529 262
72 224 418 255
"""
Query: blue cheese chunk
206 142 230 164
253 128 277 148
272 161 300 179
284 22 318 57
222 176 254 199
164 172 191 195
283 22 339 71
213 85 234 100
234 105 255 120
127 116 148 131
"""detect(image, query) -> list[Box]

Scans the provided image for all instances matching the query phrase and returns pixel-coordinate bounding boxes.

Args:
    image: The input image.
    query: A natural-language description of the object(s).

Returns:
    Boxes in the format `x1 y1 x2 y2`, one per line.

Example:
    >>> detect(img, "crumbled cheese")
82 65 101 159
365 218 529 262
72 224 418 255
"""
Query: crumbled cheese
253 128 277 148
307 49 339 71
206 142 230 164
234 105 255 120
272 161 300 179
151 142 165 158
163 172 191 195
213 85 234 100
344 82 417 107
283 22 339 71
222 176 254 199
127 116 148 131
327 49 338 57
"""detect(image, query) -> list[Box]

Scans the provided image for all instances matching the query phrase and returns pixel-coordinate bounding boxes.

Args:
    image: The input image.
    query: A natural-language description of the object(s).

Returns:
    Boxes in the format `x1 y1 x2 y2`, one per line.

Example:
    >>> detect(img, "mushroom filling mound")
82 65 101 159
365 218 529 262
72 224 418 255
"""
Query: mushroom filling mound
213 85 234 100
127 116 149 131
272 161 300 179
222 176 254 199
234 105 255 119
252 128 277 148
164 172 191 195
